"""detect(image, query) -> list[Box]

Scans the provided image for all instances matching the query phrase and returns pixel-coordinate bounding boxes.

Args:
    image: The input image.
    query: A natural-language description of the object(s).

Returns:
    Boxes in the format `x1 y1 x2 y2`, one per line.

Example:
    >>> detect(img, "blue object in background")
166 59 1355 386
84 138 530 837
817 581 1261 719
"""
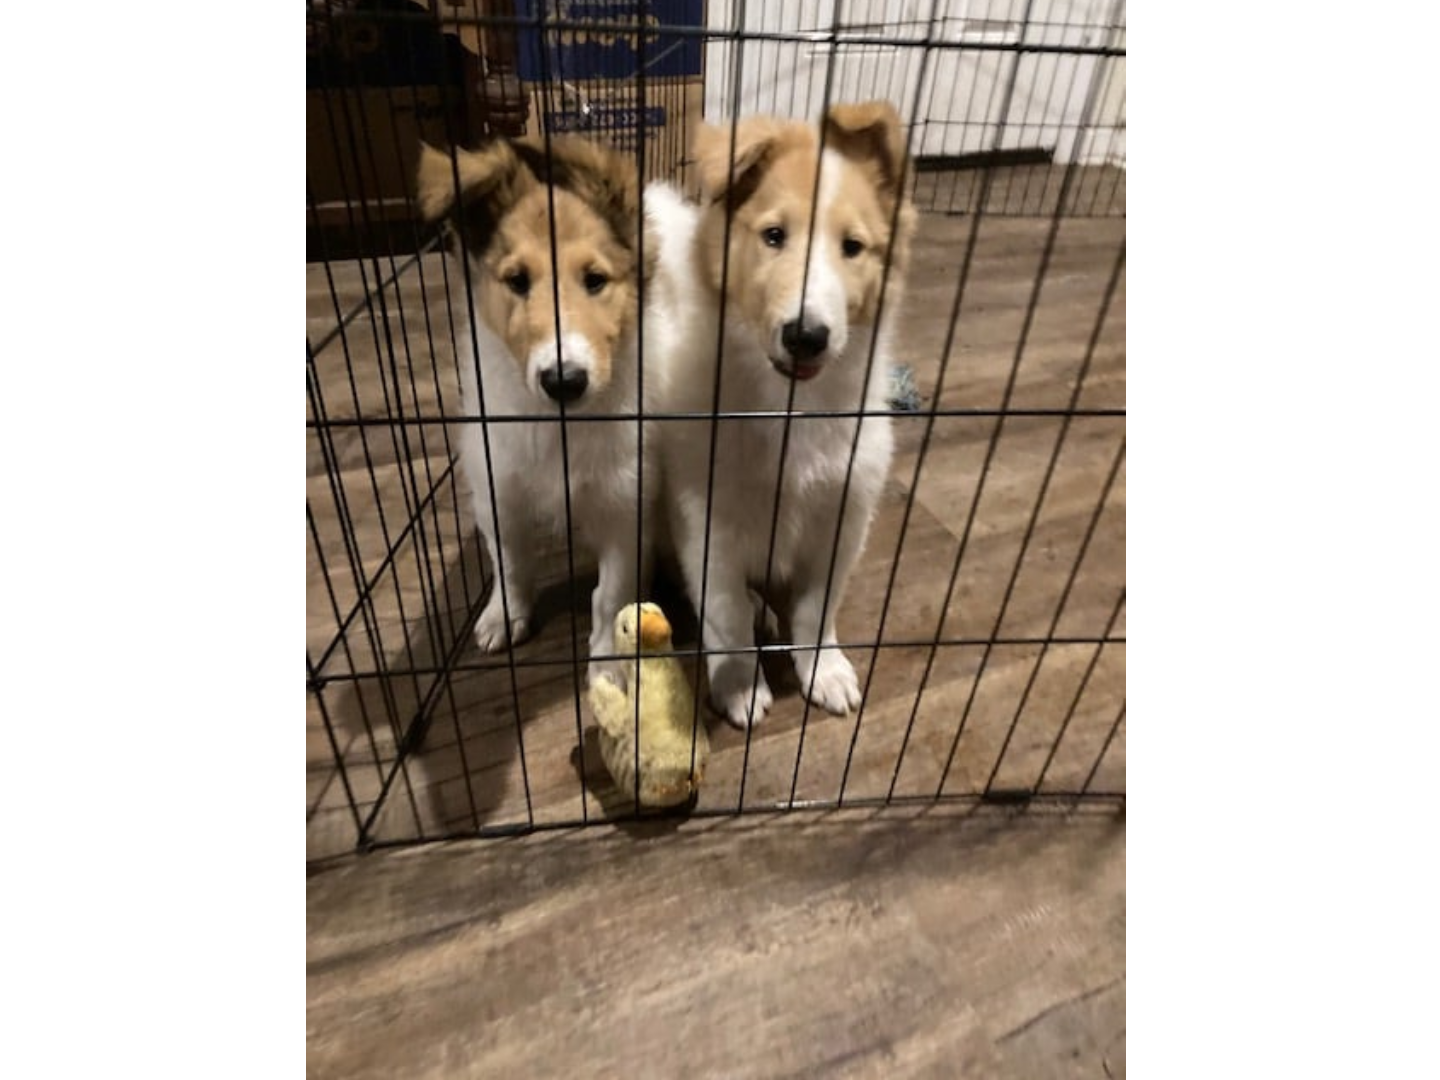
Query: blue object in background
515 0 704 81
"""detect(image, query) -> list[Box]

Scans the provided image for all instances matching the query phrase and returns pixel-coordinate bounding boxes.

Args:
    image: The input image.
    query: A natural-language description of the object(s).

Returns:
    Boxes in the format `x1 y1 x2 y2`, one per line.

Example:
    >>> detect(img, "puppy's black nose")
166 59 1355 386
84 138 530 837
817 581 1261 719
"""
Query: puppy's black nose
540 365 588 403
781 319 830 362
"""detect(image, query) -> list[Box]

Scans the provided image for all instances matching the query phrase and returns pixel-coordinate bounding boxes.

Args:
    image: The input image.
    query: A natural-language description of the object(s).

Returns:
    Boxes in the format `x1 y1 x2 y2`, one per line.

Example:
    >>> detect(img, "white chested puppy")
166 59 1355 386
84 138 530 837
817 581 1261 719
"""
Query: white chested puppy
417 135 686 685
658 102 917 727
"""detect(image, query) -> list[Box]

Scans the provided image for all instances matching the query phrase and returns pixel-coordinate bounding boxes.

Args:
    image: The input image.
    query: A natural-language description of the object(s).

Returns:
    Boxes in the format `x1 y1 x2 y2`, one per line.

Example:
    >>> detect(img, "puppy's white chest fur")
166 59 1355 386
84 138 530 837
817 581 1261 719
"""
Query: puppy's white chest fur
706 379 892 584
456 318 645 531
650 101 914 728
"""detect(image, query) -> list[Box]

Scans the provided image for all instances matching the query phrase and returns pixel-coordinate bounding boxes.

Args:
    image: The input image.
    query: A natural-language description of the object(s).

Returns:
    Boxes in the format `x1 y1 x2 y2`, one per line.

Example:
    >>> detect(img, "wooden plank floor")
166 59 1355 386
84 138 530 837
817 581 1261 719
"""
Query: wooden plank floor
911 163 1126 220
308 809 1125 1079
307 211 1125 858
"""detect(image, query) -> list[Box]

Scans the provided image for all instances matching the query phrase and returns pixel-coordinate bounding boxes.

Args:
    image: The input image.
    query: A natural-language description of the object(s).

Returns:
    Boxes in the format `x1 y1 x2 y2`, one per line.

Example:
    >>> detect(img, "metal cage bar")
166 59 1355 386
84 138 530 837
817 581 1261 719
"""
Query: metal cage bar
305 0 1125 857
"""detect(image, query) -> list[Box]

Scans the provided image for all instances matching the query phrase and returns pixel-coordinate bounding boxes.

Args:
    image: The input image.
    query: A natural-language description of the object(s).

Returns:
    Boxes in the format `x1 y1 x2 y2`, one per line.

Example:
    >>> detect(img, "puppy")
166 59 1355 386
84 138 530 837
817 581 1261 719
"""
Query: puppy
658 102 916 727
416 135 672 684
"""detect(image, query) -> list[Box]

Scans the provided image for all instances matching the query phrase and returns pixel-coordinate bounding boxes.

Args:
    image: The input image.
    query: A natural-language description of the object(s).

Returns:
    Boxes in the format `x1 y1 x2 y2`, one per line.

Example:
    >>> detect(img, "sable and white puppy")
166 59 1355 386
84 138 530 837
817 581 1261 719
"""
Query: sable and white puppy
416 135 674 683
659 102 916 727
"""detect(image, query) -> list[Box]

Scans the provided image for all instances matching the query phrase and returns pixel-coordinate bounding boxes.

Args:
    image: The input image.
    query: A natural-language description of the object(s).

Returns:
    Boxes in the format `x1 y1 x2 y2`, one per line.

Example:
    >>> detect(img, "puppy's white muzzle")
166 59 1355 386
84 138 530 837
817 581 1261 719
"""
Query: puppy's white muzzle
528 333 596 406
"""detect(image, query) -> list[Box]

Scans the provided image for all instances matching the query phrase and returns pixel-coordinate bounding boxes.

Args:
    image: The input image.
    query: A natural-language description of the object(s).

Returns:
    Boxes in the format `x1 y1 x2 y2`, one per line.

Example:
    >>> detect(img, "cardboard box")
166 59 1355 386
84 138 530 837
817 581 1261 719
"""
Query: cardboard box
511 0 704 82
442 0 705 191
309 1 707 257
526 76 702 191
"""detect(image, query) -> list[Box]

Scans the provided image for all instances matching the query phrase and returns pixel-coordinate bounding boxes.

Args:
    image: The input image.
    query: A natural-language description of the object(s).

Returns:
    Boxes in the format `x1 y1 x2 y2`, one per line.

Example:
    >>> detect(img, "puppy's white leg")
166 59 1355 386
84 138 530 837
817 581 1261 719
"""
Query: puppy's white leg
789 591 860 716
464 429 534 652
687 548 772 728
584 506 642 689
788 512 869 716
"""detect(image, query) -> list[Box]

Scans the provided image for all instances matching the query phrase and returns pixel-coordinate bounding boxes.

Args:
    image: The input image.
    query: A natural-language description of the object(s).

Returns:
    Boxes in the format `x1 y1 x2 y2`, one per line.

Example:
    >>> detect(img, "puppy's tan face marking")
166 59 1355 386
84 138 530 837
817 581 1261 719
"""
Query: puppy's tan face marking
415 136 648 406
475 186 637 398
693 103 916 381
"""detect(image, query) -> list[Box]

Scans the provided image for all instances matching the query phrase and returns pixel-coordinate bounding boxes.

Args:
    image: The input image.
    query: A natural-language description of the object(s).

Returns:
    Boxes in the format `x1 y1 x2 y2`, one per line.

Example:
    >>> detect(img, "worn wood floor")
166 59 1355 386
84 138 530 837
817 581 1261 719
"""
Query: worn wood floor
911 162 1126 220
306 199 1125 1076
308 808 1125 1079
307 209 1124 853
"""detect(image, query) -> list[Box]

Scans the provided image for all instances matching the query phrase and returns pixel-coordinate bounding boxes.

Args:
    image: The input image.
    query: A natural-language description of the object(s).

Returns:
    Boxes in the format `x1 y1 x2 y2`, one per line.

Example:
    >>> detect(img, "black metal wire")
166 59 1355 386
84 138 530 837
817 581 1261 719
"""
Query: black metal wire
321 29 449 846
689 0 756 810
306 504 396 804
738 7 843 809
335 786 1125 852
432 49 536 832
402 251 480 664
789 0 947 805
426 220 493 835
306 1 1125 852
631 4 650 818
1039 436 1126 641
1006 0 1048 213
371 75 486 832
1025 0 1088 216
980 432 1126 796
317 78 439 722
307 654 365 844
954 1 1014 216
531 0 592 824
362 9 1126 60
1077 5 1127 218
349 190 454 698
307 189 428 832
1033 587 1126 794
1080 702 1125 796
357 565 501 845
309 316 449 679
331 60 492 841
308 235 441 360
306 405 1124 427
320 632 1126 684
370 70 475 660
931 53 1121 798
733 71 795 805
853 0 1049 804
933 230 1123 794
306 333 426 836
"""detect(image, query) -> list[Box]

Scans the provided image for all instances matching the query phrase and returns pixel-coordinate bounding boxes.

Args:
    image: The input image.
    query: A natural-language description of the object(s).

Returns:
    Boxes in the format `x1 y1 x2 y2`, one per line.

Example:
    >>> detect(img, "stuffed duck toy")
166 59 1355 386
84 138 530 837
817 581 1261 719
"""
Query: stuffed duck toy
588 602 709 807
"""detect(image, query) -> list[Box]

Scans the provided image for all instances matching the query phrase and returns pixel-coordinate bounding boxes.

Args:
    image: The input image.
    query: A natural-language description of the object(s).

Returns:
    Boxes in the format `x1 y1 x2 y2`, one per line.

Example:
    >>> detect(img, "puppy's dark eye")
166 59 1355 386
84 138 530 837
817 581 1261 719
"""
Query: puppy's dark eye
761 226 786 249
841 237 865 259
583 270 609 295
504 270 531 297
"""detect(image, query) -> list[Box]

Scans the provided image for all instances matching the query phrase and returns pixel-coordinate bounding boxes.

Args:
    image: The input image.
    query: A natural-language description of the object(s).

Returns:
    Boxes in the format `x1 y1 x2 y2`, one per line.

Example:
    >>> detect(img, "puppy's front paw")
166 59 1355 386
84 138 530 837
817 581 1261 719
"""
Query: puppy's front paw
473 597 532 653
709 659 773 729
795 649 862 715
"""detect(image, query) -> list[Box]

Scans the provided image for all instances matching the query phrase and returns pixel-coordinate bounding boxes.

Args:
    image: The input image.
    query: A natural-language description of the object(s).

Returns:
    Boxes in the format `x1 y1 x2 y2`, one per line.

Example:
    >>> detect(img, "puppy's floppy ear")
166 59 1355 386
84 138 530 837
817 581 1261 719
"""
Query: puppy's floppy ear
823 101 909 195
414 140 530 221
415 139 536 259
415 142 459 221
691 116 789 207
